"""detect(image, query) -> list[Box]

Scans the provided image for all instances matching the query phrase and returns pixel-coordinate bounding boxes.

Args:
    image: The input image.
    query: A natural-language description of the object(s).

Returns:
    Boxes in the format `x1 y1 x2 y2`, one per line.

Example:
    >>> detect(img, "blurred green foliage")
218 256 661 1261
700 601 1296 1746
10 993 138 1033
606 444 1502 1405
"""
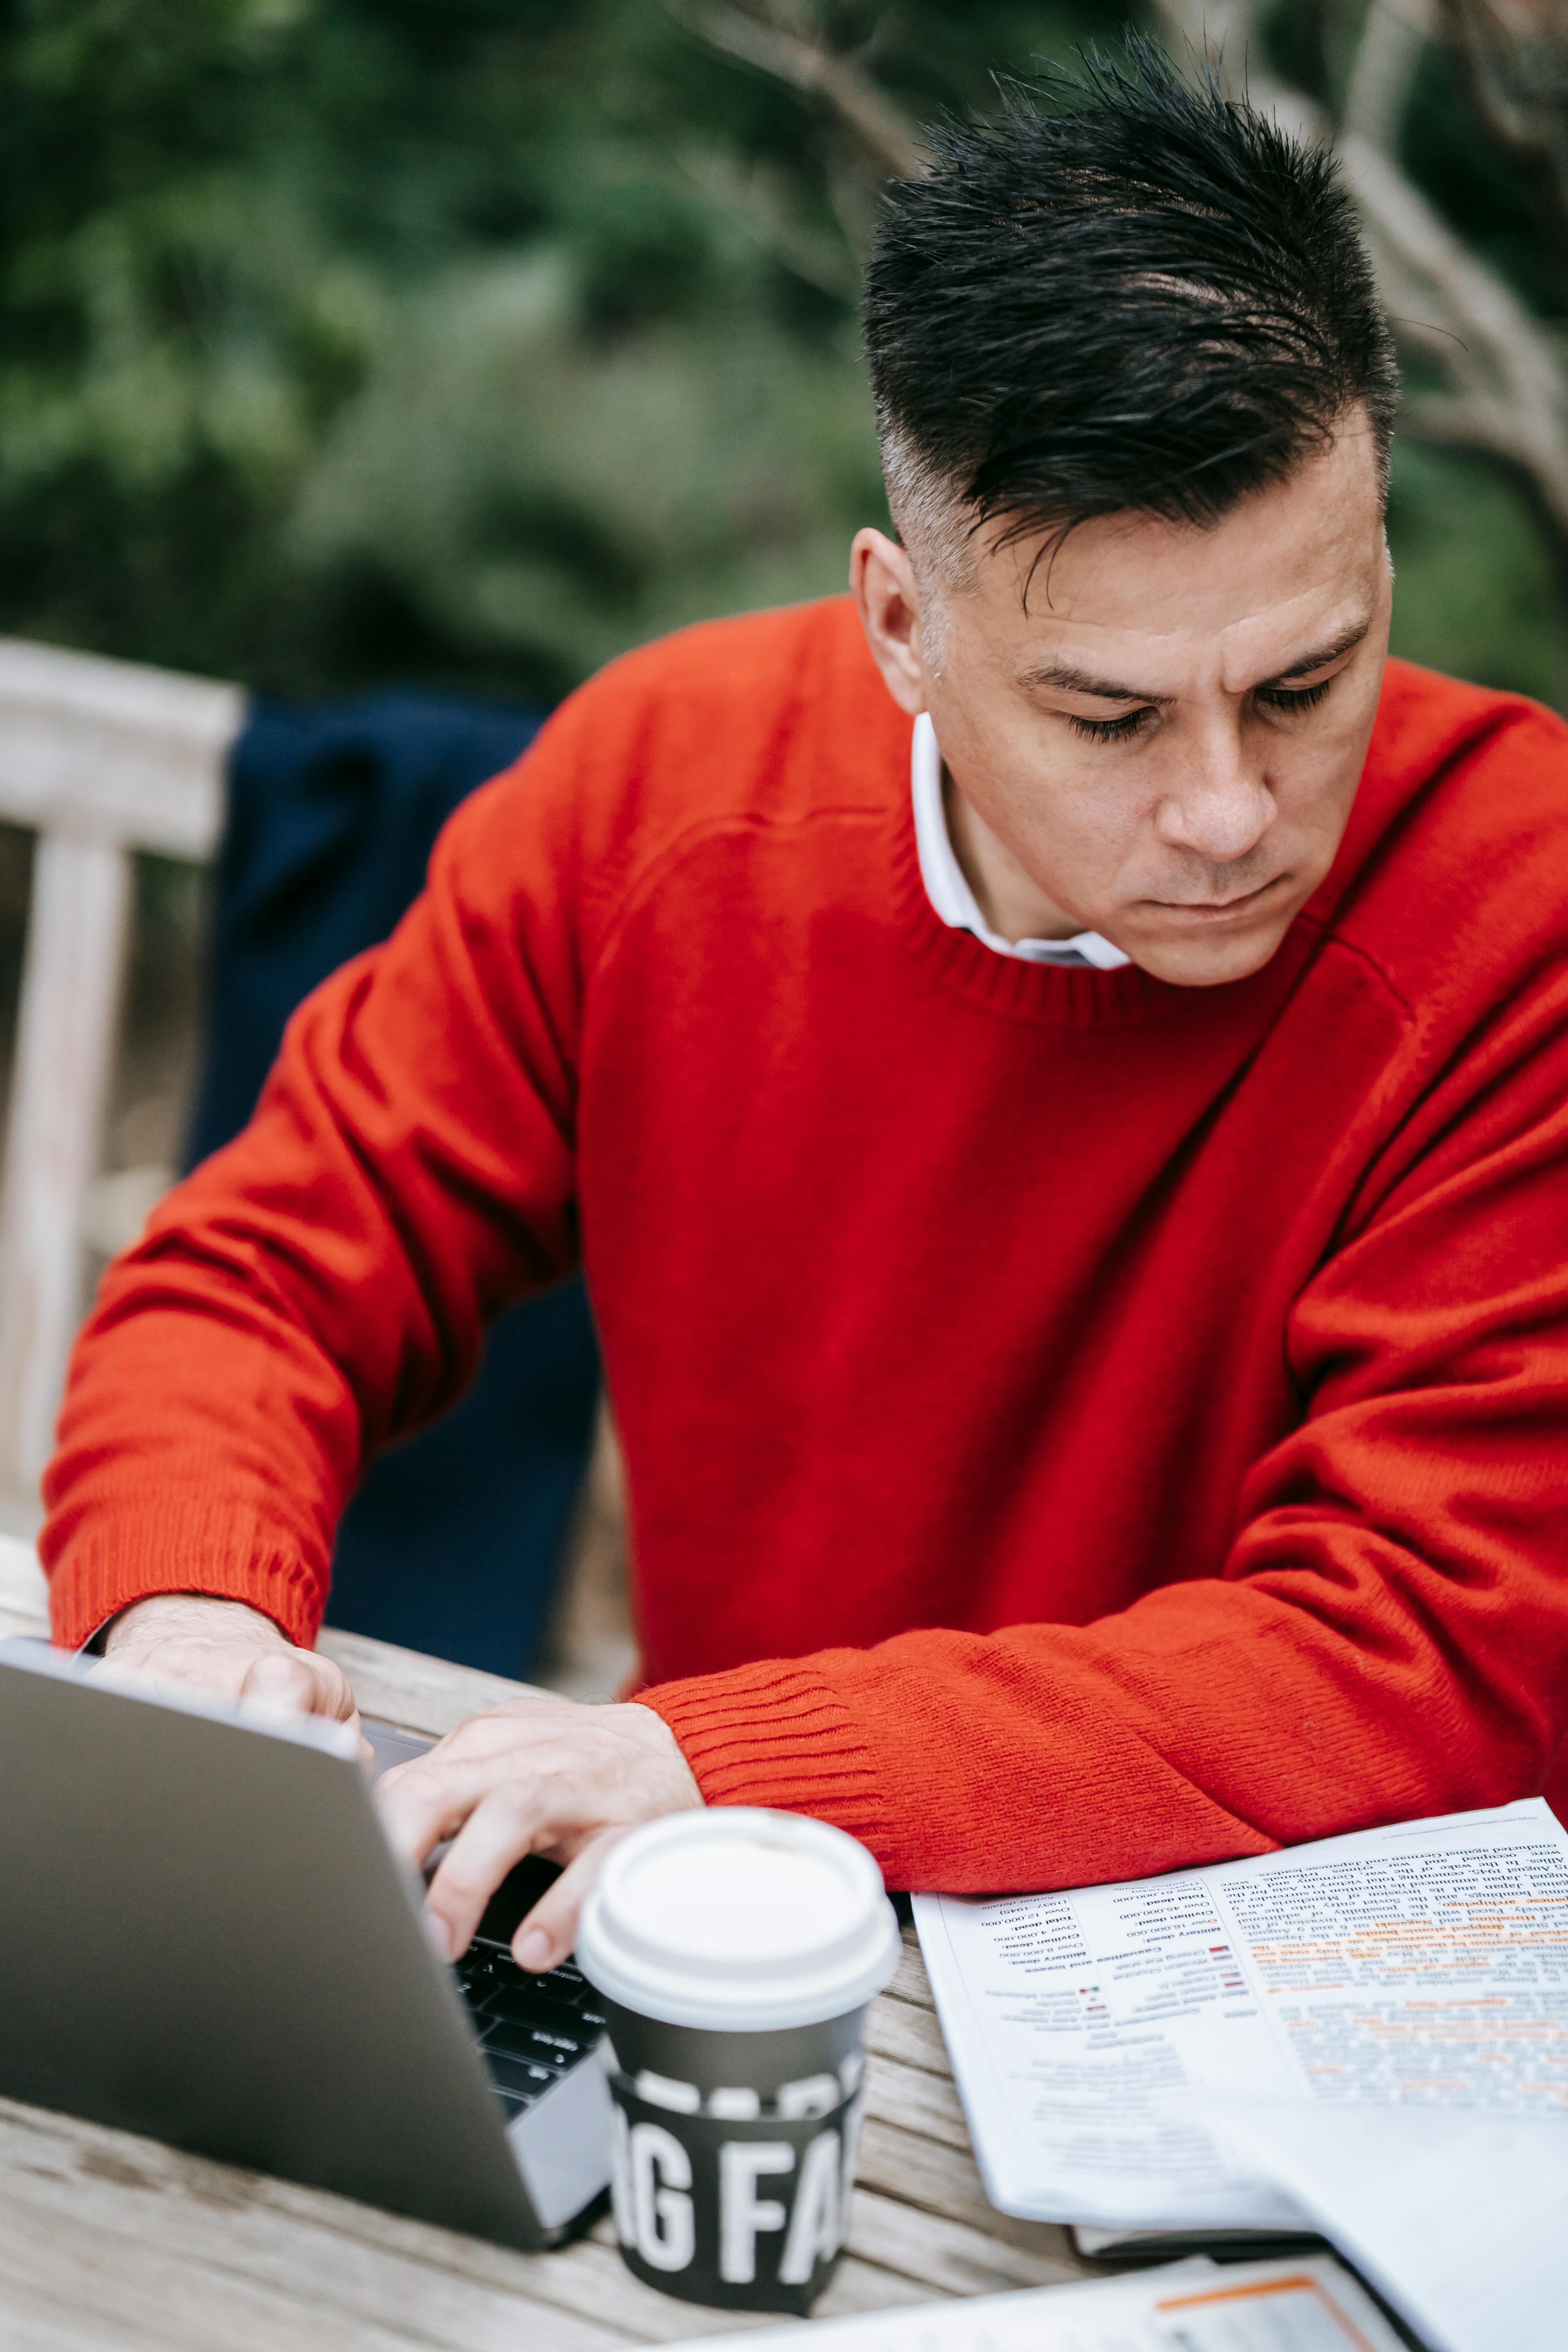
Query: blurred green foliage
1 0 1563 705
1387 444 1564 705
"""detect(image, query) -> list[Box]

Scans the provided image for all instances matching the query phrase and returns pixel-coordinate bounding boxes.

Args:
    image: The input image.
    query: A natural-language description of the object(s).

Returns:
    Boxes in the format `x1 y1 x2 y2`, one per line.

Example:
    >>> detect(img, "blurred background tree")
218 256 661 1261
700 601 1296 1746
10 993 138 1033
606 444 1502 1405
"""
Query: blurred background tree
2 0 1565 709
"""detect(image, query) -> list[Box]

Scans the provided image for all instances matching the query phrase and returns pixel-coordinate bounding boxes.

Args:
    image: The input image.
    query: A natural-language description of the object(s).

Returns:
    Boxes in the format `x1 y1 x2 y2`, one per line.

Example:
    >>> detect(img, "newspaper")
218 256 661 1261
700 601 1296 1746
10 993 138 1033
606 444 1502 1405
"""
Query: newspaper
1209 2103 1568 2352
913 1797 1568 2231
664 2256 1405 2352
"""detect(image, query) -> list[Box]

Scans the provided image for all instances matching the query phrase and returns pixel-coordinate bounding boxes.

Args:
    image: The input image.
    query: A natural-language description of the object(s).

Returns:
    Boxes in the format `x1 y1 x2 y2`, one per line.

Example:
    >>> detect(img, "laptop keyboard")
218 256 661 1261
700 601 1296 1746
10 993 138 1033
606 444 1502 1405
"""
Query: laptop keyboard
457 1942 608 2121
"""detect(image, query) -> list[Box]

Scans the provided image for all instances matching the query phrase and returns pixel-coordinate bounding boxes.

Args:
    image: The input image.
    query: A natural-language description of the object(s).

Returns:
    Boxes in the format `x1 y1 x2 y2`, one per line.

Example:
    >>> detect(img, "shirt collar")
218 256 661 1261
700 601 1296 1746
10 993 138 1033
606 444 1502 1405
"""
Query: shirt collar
911 714 1131 971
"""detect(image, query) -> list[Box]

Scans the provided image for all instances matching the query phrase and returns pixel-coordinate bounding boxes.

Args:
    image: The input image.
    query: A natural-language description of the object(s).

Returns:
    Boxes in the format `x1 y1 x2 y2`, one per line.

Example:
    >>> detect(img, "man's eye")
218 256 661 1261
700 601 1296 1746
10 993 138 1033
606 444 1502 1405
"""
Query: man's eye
1255 677 1334 715
1067 706 1156 744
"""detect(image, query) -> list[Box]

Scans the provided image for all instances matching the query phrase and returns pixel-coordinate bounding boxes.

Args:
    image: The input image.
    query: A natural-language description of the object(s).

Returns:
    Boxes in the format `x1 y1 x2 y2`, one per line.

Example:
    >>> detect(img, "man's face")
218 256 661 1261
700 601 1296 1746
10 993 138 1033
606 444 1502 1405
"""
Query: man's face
853 421 1392 987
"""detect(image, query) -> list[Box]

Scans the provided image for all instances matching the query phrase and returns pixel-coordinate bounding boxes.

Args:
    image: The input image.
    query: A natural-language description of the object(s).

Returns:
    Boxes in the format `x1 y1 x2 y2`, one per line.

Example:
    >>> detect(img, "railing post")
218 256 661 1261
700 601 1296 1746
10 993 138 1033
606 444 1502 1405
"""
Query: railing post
0 832 133 1498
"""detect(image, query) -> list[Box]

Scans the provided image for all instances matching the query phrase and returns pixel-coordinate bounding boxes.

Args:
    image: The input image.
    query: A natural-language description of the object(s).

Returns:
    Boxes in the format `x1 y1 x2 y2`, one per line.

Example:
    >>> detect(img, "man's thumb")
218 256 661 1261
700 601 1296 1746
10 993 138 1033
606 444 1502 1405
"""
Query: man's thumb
241 1650 318 1713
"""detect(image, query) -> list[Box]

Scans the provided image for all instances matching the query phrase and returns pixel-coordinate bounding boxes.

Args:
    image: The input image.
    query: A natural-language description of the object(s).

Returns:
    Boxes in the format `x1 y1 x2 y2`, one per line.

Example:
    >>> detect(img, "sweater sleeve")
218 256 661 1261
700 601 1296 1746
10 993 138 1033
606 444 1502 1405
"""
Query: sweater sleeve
42 719 594 1650
640 961 1568 1892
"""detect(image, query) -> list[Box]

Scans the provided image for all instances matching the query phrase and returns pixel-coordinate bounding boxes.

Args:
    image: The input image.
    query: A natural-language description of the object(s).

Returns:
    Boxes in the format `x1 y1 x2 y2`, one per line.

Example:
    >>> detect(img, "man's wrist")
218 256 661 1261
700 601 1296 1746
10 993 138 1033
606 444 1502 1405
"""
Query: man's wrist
628 1699 705 1810
102 1593 287 1655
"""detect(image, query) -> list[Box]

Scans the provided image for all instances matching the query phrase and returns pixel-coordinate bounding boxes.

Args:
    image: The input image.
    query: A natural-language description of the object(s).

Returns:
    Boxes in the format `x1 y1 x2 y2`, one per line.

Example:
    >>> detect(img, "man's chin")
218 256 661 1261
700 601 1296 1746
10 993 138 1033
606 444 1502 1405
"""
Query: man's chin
1113 907 1299 989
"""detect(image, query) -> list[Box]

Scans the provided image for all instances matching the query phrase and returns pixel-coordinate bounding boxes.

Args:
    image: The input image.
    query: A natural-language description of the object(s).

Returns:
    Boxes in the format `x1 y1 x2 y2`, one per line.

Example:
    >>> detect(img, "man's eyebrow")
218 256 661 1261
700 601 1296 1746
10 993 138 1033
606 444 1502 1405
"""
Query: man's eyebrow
1014 659 1175 706
1262 622 1370 684
1016 621 1372 706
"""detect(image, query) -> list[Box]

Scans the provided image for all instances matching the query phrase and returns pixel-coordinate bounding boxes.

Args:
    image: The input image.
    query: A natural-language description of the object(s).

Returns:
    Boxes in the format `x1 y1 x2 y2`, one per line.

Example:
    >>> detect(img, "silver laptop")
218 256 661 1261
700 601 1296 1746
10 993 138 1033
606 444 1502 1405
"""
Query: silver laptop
0 1640 612 2248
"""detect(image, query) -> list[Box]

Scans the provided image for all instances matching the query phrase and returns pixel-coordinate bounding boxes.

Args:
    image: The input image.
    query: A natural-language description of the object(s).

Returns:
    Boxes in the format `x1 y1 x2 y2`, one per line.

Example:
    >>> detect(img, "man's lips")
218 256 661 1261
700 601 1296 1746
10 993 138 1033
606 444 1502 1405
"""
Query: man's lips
1142 876 1287 923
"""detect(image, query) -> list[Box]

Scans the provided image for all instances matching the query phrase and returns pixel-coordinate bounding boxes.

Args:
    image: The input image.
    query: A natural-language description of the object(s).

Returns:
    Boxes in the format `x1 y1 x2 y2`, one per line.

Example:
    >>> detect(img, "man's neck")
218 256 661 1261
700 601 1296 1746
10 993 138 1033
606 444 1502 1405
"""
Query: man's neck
941 766 1085 946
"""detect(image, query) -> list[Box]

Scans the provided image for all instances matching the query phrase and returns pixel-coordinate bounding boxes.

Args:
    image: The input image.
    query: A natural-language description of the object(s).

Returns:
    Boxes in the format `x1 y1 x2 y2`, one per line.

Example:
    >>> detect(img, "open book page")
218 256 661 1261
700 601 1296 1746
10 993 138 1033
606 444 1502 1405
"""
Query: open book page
913 1798 1568 2230
1207 2103 1568 2352
663 2256 1405 2352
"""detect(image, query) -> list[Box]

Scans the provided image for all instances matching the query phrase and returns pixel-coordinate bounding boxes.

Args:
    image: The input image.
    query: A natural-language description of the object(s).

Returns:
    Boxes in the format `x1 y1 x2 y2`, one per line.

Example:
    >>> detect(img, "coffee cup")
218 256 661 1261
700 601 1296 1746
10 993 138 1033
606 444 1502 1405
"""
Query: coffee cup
575 1808 901 2314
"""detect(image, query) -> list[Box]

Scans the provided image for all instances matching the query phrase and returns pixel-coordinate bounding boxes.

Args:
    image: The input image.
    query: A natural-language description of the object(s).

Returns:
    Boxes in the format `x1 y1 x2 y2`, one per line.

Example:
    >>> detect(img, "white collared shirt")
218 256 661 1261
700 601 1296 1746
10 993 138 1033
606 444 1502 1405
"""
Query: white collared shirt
911 713 1130 971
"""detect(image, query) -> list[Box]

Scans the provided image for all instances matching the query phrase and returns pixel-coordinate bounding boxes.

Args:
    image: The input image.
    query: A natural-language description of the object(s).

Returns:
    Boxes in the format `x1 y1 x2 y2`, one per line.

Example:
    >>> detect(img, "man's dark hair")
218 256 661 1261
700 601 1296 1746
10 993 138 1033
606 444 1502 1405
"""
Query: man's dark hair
864 40 1399 561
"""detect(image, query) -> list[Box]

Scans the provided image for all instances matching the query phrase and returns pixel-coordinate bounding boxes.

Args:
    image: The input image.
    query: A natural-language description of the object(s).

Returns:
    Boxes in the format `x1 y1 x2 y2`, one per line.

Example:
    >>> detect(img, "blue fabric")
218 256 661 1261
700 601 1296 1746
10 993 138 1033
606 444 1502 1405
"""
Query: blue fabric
185 691 599 1678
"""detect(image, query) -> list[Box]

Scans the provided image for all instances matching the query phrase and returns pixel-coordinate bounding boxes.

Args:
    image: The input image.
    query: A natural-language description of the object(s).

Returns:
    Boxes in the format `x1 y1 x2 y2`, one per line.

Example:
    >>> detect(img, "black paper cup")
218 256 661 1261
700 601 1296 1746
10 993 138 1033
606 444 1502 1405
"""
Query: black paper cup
576 1810 900 2315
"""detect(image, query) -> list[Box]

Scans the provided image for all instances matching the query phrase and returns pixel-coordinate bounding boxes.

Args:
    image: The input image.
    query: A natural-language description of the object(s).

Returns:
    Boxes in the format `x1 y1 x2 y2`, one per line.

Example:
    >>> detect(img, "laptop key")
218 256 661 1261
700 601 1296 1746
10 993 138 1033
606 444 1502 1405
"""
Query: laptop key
497 2022 583 2061
550 1979 603 2017
483 2014 584 2062
485 2051 558 2100
479 1986 586 2038
485 2019 580 2066
482 1949 578 1988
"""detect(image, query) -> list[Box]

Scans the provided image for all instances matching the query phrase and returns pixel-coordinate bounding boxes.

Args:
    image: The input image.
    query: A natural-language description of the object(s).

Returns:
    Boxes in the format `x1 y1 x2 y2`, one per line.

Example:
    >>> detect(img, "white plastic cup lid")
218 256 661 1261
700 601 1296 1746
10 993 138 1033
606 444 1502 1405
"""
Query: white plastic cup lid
575 1809 902 2032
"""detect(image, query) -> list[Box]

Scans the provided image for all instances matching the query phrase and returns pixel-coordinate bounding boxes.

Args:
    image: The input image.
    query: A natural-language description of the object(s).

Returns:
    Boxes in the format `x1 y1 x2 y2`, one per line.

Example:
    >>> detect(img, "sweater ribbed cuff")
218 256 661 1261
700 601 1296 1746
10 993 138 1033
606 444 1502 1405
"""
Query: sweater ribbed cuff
637 1657 893 1868
45 1494 325 1654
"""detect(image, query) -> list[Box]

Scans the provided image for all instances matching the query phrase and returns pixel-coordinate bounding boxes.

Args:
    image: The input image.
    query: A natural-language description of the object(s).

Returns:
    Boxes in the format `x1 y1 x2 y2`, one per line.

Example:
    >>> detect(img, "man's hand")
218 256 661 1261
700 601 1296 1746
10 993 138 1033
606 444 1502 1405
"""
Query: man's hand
375 1693 703 1973
99 1594 367 1757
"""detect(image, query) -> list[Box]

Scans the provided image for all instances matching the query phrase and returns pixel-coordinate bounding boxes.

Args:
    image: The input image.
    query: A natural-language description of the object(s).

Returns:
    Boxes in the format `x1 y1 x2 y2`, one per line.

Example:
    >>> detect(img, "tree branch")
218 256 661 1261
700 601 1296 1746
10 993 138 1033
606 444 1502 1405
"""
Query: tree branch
659 0 925 181
1341 0 1435 150
1341 129 1568 544
1436 0 1568 287
672 143 861 299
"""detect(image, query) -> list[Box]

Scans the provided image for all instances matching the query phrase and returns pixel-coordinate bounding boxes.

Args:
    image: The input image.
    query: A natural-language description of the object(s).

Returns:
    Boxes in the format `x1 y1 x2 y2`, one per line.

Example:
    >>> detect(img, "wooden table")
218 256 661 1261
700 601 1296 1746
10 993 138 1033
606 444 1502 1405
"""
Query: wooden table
0 1541 1096 2350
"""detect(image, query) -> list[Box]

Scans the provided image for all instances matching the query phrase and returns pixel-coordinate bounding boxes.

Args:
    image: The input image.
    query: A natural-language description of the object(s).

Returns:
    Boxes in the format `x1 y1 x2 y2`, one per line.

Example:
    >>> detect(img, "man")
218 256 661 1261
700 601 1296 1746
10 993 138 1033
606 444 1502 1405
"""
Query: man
44 55 1568 1979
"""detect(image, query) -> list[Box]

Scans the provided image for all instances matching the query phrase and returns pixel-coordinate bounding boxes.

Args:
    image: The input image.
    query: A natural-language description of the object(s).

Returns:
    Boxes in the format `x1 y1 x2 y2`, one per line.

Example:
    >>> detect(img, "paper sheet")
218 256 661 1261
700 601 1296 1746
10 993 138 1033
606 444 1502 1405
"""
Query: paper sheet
1207 2102 1568 2352
913 1798 1568 2230
662 2256 1406 2351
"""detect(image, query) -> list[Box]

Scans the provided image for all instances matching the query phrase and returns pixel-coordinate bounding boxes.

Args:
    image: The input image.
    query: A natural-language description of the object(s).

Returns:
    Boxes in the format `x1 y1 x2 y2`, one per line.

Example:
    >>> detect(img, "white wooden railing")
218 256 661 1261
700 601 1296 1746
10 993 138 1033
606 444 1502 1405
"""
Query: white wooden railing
0 640 241 1508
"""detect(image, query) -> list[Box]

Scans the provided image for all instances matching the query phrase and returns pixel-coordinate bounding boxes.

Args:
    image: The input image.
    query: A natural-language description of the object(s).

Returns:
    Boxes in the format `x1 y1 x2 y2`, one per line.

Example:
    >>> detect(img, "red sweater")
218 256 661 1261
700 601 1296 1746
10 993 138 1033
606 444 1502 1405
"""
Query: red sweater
44 599 1568 1889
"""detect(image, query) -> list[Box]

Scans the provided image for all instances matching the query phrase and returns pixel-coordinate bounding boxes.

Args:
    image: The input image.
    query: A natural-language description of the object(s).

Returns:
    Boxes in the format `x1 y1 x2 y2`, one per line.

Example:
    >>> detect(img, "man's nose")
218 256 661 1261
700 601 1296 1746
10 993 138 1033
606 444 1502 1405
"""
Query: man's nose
1152 722 1275 865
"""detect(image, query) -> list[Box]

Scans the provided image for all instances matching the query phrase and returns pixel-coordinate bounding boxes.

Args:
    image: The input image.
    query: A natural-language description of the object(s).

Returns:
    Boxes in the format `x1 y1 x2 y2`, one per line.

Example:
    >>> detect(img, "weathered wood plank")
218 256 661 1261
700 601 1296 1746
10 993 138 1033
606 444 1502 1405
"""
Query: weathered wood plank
0 1532 47 1619
865 1994 953 2080
848 2192 1082 2299
0 2207 624 2352
862 2053 971 2153
0 2272 180 2352
811 2260 935 2319
317 1626 546 1740
856 2113 1001 2237
855 2114 1074 2264
0 835 133 1492
0 638 235 860
0 2214 613 2352
0 2098 635 2351
886 1934 935 2012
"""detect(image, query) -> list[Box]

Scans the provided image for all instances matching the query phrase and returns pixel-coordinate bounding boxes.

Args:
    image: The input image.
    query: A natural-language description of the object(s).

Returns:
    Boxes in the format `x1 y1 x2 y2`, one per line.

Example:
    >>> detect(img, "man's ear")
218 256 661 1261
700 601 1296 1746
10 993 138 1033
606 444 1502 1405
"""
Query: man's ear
850 528 929 718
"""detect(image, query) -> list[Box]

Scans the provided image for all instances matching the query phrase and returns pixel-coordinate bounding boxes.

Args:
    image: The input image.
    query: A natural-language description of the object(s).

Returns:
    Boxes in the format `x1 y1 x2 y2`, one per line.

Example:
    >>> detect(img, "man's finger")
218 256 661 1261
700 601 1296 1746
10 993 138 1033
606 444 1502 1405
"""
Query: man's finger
423 1788 548 1962
375 1751 508 1871
311 1655 363 1725
239 1651 320 1712
511 1829 625 1973
281 1648 360 1724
